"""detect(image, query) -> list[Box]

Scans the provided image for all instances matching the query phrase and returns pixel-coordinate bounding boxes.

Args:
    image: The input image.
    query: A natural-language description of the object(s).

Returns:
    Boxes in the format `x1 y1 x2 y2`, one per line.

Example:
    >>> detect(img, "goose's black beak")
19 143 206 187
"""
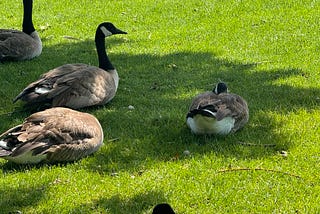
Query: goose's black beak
115 28 127 34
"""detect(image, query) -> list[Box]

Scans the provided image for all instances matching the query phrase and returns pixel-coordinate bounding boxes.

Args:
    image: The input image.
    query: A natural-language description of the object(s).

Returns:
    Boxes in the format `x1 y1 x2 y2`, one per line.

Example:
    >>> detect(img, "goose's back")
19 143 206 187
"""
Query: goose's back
0 30 42 61
50 64 118 108
15 63 118 109
188 91 249 133
189 91 221 110
0 107 104 163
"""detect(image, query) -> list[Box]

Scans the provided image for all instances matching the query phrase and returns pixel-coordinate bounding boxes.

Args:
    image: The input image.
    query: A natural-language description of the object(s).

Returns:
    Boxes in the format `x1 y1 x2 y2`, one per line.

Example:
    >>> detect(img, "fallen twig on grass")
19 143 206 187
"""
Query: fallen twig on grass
62 35 82 41
108 137 120 142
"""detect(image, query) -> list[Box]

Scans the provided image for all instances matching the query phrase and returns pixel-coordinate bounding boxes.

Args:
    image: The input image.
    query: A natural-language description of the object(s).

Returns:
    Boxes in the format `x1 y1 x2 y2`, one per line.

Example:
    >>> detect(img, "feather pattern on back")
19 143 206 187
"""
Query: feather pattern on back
13 63 118 109
0 107 104 164
187 83 249 135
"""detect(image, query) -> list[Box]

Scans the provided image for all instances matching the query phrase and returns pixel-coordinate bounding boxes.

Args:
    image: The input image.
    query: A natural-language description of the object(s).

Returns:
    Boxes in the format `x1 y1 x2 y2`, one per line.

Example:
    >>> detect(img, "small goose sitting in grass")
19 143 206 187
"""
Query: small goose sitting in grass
0 107 103 164
186 82 249 135
0 0 42 62
13 22 126 109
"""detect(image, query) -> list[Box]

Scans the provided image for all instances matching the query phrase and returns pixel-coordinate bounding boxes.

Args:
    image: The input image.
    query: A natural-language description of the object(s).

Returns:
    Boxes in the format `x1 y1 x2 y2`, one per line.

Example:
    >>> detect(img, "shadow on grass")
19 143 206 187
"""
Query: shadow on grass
84 51 317 173
0 159 77 173
72 191 168 214
0 37 318 213
1 38 319 173
0 183 46 213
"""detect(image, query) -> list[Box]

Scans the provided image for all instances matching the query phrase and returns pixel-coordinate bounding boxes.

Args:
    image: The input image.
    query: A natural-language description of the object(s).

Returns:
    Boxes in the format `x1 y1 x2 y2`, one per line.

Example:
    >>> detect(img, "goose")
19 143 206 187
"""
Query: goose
152 203 176 214
0 0 42 62
13 22 127 109
186 82 249 135
0 107 103 164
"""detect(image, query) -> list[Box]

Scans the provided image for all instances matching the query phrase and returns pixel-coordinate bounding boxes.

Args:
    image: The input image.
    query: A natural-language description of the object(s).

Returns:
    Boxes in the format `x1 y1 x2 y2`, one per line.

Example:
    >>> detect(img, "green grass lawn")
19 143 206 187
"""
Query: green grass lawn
1 0 320 213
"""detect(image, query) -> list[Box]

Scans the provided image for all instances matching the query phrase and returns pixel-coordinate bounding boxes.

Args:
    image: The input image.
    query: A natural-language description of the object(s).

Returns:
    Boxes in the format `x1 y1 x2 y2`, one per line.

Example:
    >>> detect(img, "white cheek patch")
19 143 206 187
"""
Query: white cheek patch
100 26 112 37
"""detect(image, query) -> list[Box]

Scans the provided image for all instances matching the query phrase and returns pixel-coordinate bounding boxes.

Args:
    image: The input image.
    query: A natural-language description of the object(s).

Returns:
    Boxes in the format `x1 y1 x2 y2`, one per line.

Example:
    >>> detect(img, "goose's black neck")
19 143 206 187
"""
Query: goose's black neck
22 0 35 35
95 28 114 70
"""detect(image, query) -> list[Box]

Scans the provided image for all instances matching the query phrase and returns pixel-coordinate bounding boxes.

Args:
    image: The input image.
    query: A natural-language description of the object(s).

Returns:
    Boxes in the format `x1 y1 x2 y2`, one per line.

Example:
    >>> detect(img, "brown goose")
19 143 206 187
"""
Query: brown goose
13 22 127 109
186 82 249 135
0 0 42 62
0 107 103 164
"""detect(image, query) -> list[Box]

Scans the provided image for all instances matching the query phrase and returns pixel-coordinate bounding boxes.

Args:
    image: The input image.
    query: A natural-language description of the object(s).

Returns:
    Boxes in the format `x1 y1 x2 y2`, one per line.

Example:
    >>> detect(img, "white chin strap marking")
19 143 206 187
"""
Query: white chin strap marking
100 26 112 37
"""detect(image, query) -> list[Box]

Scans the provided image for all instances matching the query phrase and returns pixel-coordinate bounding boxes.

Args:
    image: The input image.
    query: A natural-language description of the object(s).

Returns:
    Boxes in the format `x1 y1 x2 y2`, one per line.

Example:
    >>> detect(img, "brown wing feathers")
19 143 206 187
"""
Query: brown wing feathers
0 108 103 163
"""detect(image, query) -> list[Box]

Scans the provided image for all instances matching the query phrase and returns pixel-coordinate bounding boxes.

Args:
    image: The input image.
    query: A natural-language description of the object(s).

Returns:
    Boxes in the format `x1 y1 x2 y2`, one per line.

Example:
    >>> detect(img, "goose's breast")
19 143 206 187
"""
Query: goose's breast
187 115 235 135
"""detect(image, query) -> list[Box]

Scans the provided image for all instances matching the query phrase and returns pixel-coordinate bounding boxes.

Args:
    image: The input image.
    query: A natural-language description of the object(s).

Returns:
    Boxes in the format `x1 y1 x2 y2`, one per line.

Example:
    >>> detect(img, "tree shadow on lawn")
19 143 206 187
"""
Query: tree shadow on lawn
0 183 47 213
1 39 319 172
72 190 170 214
84 51 319 173
0 39 318 213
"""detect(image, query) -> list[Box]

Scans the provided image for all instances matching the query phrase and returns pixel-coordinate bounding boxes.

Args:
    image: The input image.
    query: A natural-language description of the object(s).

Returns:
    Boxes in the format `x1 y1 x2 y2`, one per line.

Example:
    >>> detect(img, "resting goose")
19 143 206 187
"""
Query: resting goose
0 107 103 164
0 0 42 62
186 82 249 135
13 22 127 109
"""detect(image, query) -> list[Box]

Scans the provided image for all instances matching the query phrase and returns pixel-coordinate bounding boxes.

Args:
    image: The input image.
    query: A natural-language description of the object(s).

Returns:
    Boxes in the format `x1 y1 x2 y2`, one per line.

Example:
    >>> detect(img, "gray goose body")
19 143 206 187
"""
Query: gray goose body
13 22 126 109
0 0 42 62
0 107 104 164
186 82 249 135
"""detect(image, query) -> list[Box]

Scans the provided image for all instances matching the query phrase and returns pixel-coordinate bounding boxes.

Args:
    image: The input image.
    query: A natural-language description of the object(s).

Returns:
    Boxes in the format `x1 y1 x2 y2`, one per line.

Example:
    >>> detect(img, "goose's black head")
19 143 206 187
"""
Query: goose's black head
97 22 127 38
213 82 228 94
152 203 176 214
